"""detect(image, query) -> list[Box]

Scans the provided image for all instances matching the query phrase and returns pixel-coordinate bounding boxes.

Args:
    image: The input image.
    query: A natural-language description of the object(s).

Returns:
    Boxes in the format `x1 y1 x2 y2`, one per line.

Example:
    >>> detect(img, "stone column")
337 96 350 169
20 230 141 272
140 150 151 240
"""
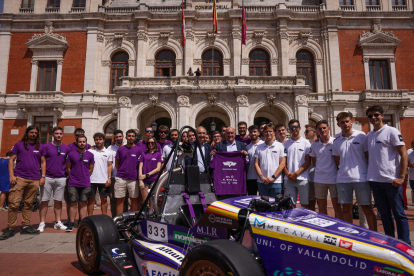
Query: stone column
0 28 11 94
326 25 342 92
389 57 397 89
177 94 190 129
235 94 249 126
118 96 131 131
30 60 39 92
363 57 370 89
137 29 148 78
56 59 63 91
83 27 99 93
184 29 193 75
294 93 309 137
232 28 242 76
278 26 290 76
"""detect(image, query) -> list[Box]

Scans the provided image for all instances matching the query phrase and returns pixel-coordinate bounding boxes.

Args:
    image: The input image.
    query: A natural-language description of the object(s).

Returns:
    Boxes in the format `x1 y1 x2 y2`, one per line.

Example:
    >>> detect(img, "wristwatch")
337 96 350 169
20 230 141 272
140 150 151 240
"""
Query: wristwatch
271 175 276 179
41 175 45 178
146 173 149 178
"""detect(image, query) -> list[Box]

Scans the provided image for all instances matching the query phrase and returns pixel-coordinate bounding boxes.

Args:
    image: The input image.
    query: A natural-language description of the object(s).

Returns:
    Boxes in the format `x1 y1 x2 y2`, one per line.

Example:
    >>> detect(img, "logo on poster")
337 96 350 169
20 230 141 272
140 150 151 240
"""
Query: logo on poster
223 161 237 167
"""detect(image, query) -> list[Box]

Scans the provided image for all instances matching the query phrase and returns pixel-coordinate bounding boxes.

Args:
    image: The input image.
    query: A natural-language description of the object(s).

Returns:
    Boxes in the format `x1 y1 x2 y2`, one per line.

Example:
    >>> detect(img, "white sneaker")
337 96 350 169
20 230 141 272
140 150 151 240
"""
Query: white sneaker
37 223 46 233
54 221 67 230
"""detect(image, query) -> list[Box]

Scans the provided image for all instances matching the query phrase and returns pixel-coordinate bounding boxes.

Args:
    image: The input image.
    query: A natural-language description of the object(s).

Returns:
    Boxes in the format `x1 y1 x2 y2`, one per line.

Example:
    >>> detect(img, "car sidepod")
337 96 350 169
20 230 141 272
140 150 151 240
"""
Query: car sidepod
249 207 414 276
100 243 140 276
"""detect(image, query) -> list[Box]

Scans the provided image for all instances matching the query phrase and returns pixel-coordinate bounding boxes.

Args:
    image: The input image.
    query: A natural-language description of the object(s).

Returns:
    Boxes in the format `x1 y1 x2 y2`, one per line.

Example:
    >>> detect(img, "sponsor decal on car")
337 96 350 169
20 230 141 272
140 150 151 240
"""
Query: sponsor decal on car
173 231 209 245
337 227 359 234
124 265 133 269
112 248 127 259
147 221 168 242
195 225 219 237
274 267 309 276
374 266 405 276
301 217 337 227
323 235 337 246
135 240 184 265
369 237 390 245
338 239 353 250
141 264 178 276
208 214 232 225
396 243 414 258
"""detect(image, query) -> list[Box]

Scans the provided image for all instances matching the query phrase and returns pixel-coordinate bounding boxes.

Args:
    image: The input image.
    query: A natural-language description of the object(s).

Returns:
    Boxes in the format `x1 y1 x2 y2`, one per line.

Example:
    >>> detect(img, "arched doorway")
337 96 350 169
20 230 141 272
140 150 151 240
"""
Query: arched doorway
254 106 287 126
199 117 226 134
104 119 117 148
138 106 172 140
254 117 271 126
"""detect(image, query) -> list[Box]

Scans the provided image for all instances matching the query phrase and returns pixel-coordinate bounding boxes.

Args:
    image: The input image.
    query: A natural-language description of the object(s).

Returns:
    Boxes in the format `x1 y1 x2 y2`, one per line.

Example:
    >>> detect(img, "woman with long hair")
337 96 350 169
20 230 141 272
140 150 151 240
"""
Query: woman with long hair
138 137 163 214
181 131 189 143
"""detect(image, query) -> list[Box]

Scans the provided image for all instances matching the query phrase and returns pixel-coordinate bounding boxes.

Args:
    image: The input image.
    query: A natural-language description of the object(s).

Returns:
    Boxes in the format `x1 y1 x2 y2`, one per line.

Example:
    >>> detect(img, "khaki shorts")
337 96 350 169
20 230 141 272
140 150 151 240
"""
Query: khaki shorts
309 181 316 201
114 177 139 199
314 183 338 199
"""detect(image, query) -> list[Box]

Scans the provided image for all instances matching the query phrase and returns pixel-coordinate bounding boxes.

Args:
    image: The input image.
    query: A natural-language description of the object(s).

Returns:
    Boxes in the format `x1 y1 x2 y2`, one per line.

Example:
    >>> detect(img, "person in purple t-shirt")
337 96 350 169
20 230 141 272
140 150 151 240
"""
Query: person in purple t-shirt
115 129 142 215
0 126 45 240
68 128 92 152
138 137 163 212
37 126 70 233
157 125 172 151
65 135 95 232
235 121 251 146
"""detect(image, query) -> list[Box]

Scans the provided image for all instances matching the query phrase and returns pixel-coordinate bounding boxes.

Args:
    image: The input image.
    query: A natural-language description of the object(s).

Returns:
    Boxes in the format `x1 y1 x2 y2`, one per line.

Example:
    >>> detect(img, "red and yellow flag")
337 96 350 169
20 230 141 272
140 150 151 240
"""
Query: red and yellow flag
181 2 186 47
213 0 218 34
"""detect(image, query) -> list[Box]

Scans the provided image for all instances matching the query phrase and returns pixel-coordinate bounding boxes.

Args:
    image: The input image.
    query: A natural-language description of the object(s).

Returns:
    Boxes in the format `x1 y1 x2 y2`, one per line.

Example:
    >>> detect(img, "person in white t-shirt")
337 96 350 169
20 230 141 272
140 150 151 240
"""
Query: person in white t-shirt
305 124 317 211
254 124 286 197
246 125 264 195
309 120 342 219
162 129 179 172
87 133 113 216
284 119 311 208
366 105 410 244
332 112 376 231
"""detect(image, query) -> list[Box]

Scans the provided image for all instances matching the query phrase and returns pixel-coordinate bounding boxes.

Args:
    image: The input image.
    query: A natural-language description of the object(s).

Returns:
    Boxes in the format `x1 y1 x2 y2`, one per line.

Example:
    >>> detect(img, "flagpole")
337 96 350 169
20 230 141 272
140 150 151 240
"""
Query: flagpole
240 0 243 76
211 18 214 77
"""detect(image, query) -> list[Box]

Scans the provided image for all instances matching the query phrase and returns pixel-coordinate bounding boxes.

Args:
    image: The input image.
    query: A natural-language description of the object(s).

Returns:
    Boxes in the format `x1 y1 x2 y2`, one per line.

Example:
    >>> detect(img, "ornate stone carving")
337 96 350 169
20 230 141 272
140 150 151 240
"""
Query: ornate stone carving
112 108 118 117
159 32 170 45
278 30 288 39
358 19 400 46
289 59 297 65
270 58 278 65
149 94 158 105
147 59 155 66
295 95 308 105
253 30 265 45
308 107 313 116
101 60 111 67
242 59 250 65
118 96 131 107
223 59 231 65
175 59 183 65
148 37 157 45
31 60 39 66
57 59 64 65
321 31 329 40
298 32 311 46
137 31 148 42
193 59 202 65
236 95 248 106
125 38 135 45
97 34 104 43
19 108 28 118
314 59 323 65
38 107 45 115
208 94 217 106
186 31 194 41
206 32 216 46
54 107 63 118
177 95 190 106
231 30 241 40
44 21 54 34
388 57 396 63
27 21 67 44
128 60 136 66
267 94 276 105
399 105 408 117
372 18 382 34
363 57 370 63
114 33 125 47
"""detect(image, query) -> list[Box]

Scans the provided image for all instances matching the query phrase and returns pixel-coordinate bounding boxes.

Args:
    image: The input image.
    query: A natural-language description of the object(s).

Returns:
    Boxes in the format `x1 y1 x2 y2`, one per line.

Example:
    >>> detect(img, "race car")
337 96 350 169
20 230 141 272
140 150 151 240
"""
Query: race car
76 126 414 276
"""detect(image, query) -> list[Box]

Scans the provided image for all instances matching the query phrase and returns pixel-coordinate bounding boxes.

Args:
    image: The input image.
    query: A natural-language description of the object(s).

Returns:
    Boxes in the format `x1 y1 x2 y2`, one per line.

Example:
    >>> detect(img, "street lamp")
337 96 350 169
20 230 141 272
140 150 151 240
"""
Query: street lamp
151 106 157 131
211 105 216 132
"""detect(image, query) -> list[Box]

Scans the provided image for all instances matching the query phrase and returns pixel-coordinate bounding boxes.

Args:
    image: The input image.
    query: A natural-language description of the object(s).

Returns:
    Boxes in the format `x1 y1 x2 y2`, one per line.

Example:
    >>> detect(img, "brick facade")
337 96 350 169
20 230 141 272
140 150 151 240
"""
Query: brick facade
1 119 27 156
57 119 83 145
354 117 370 134
393 30 414 90
6 32 87 94
400 118 414 146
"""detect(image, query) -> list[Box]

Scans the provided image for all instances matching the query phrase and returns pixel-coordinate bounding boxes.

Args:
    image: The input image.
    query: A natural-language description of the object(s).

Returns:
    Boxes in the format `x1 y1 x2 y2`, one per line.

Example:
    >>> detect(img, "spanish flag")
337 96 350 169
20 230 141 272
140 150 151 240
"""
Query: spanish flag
213 0 218 34
181 2 186 47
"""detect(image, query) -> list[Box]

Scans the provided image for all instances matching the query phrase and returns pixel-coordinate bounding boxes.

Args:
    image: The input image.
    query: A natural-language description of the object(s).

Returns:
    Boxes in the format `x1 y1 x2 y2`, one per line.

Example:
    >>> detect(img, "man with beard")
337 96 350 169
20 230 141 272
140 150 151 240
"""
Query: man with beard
246 125 264 195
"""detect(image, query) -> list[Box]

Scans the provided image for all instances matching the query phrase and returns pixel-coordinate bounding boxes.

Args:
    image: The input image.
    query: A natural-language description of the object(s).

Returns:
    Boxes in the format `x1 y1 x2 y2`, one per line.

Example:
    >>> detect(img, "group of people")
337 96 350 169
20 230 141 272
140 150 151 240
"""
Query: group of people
0 105 411 245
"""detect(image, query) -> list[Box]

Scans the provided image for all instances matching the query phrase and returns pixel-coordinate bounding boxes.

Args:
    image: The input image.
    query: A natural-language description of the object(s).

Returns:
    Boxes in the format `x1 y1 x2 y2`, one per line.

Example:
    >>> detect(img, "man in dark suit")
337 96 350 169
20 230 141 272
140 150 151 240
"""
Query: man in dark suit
214 127 248 155
185 126 214 173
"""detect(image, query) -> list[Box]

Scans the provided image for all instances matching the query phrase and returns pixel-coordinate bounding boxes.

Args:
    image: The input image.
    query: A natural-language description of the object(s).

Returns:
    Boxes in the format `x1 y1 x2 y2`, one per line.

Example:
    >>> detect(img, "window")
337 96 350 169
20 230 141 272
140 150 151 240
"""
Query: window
48 0 60 7
155 50 176 77
339 0 353 4
34 117 53 144
104 120 117 148
296 50 315 92
383 115 394 126
110 52 129 94
369 60 390 89
37 62 57 91
21 0 35 8
202 49 223 76
249 49 270 76
72 0 86 7
366 0 379 5
392 0 405 5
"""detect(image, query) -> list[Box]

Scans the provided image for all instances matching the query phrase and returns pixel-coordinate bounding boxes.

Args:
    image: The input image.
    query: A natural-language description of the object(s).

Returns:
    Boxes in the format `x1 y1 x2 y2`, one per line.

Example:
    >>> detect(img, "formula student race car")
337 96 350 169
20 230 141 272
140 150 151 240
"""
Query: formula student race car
76 126 414 276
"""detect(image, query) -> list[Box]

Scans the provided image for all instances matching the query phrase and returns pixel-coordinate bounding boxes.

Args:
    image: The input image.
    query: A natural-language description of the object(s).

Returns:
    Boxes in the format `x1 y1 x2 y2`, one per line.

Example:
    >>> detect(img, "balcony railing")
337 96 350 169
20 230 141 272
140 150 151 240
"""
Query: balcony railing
366 5 381 11
243 6 276 12
70 7 85 13
392 5 407 10
148 6 181 12
19 8 34 13
103 6 139 13
287 5 321 12
339 5 355 10
45 7 60 13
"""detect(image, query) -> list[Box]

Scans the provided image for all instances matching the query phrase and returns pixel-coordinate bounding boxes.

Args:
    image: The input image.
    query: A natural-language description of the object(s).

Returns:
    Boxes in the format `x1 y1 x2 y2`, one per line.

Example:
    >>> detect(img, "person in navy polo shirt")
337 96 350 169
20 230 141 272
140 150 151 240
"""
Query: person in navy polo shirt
65 135 95 232
37 126 69 232
68 128 92 151
115 129 142 215
138 137 163 212
0 126 45 240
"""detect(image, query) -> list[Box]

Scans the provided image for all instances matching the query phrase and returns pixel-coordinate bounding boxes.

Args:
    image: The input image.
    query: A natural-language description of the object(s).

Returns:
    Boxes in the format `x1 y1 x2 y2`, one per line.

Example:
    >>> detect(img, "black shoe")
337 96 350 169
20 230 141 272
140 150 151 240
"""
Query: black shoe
65 223 74 232
20 225 40 235
0 229 15 240
78 219 81 226
63 220 70 226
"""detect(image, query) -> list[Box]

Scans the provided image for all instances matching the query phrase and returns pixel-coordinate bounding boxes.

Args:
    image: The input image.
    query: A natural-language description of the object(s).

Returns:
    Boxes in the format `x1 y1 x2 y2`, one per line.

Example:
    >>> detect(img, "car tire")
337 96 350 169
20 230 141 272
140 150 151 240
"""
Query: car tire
179 239 265 276
76 215 119 275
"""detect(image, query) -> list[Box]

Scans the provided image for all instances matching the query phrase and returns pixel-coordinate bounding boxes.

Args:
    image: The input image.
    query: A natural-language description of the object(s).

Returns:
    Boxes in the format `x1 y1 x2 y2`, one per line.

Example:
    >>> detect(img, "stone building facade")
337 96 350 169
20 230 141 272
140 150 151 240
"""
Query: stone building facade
0 0 413 154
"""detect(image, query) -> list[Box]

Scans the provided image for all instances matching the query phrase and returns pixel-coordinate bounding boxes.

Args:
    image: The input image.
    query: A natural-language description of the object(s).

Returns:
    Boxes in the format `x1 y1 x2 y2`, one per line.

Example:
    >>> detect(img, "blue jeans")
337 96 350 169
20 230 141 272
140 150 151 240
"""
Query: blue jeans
257 182 282 198
370 181 410 244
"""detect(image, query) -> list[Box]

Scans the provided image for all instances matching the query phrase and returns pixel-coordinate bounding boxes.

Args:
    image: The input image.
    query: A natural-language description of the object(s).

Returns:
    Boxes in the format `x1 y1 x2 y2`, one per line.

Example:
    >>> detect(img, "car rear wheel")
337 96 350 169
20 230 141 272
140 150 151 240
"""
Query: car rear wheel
179 240 265 276
76 215 119 275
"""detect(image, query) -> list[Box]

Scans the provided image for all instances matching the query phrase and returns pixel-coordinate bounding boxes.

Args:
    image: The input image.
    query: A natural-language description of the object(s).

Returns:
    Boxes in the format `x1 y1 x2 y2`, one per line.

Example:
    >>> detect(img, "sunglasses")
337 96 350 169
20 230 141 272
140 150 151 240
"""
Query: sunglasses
367 113 381 119
148 142 155 145
57 146 61 155
79 152 84 161
145 130 154 133
289 126 299 130
159 131 168 134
